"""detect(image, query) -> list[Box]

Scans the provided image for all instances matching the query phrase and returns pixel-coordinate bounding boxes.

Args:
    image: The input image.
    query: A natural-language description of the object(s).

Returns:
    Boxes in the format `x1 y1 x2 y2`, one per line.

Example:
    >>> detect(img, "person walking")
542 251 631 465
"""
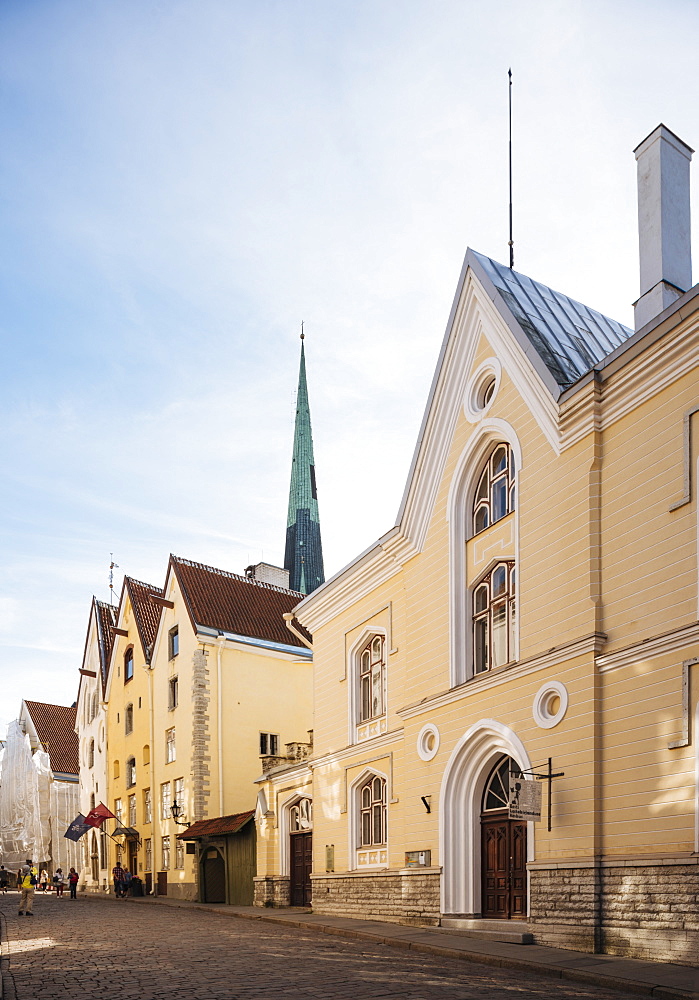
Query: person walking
112 862 125 898
68 868 79 899
0 866 9 893
17 865 36 915
54 868 65 897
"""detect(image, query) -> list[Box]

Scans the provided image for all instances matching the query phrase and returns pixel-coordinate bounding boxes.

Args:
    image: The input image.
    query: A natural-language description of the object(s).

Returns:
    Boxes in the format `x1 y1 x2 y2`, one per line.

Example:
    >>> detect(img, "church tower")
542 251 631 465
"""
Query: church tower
284 332 325 595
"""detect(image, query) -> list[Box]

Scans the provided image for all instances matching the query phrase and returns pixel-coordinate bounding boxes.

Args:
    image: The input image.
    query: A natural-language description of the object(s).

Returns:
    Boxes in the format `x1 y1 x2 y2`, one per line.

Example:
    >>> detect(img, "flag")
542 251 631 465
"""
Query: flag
64 814 91 841
84 803 116 828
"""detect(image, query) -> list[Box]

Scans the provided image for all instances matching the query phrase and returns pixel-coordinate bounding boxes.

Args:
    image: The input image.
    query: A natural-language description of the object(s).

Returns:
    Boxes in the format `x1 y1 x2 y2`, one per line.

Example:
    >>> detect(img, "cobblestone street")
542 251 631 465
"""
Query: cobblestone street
0 892 647 1000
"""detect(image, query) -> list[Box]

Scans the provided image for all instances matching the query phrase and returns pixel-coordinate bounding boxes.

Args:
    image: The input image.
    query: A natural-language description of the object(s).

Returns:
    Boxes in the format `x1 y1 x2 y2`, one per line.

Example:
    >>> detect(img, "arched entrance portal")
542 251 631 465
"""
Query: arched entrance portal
480 757 527 919
439 719 533 918
289 798 313 907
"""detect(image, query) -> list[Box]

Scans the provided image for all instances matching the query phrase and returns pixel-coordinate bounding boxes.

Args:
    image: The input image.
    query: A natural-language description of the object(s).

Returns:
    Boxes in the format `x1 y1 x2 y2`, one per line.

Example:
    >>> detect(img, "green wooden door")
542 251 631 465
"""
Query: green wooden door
227 820 256 905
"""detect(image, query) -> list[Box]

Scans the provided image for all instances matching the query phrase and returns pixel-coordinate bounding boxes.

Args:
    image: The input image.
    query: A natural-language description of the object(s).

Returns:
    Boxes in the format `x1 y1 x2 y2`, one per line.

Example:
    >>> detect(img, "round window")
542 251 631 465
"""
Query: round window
533 681 569 729
417 724 440 761
464 359 501 422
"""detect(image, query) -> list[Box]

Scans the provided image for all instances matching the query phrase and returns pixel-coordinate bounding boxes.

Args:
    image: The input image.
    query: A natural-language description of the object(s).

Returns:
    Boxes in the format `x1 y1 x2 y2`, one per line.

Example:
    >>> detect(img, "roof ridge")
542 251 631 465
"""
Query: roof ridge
125 576 163 593
171 555 302 597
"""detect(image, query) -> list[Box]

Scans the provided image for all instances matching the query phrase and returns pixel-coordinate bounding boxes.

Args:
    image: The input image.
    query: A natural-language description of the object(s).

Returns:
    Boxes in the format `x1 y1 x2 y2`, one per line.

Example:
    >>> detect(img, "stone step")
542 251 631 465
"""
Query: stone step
439 918 534 944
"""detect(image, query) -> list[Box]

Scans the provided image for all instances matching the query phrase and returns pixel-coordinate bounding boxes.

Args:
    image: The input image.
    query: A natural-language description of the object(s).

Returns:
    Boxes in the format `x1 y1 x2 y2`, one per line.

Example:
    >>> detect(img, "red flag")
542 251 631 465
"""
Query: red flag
84 803 116 828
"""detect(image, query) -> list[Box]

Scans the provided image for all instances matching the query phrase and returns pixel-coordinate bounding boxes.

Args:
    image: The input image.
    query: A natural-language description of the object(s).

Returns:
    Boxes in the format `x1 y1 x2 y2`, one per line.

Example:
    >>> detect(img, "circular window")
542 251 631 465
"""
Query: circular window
417 724 440 761
533 681 568 729
464 359 501 422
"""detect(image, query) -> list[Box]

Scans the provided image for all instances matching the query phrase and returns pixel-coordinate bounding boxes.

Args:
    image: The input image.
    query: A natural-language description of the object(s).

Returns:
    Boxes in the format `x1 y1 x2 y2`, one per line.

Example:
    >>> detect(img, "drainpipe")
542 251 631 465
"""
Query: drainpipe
142 662 155 894
217 637 225 817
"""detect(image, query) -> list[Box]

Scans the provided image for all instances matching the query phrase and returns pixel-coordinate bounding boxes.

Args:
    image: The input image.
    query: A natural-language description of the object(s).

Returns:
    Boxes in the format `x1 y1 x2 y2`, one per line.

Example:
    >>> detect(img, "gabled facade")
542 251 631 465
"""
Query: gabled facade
258 125 699 966
104 577 163 891
75 597 117 890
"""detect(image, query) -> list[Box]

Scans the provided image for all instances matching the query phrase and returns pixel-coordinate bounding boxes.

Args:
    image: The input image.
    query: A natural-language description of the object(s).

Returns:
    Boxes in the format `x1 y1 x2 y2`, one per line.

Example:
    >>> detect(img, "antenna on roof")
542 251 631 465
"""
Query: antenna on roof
508 68 514 270
109 554 119 605
300 320 304 341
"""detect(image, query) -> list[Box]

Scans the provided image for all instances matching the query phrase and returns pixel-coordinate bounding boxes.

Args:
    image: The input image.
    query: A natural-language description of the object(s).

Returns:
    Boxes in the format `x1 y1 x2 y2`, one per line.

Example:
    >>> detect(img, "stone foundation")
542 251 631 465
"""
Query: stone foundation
311 869 441 925
254 876 291 907
530 860 699 966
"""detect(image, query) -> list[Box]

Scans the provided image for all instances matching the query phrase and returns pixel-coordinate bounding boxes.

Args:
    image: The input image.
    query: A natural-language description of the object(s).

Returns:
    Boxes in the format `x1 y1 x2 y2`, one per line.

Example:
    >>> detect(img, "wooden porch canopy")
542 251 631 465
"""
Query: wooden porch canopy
177 810 255 840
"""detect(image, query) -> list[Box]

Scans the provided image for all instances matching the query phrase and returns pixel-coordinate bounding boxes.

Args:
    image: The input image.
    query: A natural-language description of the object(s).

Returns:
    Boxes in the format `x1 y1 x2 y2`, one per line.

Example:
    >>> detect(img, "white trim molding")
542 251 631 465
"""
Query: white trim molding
596 623 699 673
346 626 388 747
279 790 313 878
464 357 502 423
417 724 440 761
348 765 389 871
439 719 534 916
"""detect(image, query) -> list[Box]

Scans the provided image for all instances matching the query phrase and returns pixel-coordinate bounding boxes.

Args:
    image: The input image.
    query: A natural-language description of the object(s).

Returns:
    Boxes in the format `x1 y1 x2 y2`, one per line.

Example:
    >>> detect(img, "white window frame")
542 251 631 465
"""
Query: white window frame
161 782 171 821
447 420 522 687
166 727 176 763
347 626 388 745
348 766 389 870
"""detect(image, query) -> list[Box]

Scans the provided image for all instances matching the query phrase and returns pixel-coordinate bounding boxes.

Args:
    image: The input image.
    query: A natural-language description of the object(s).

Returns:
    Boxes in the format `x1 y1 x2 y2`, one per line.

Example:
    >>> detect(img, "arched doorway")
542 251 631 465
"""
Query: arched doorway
202 847 226 903
480 757 527 919
289 798 312 907
439 719 533 917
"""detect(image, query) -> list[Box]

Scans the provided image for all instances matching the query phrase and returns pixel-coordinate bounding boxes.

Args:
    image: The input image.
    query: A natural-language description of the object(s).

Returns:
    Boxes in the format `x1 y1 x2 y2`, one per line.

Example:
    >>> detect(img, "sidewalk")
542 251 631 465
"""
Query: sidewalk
92 893 699 999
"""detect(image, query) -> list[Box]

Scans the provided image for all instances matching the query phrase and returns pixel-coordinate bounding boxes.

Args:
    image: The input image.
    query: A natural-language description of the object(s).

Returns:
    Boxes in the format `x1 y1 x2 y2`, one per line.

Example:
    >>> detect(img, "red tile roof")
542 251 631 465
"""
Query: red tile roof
171 556 310 648
23 701 79 776
177 810 255 840
125 578 164 662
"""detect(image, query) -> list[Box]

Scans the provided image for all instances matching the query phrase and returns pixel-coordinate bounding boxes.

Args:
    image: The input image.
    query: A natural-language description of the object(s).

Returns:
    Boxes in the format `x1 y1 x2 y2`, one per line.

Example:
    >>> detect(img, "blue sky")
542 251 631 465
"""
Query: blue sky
1 0 698 729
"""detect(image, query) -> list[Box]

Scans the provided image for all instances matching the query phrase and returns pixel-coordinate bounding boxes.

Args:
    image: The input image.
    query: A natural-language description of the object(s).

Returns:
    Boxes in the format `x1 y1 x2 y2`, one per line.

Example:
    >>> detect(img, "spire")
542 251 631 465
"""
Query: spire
284 329 325 595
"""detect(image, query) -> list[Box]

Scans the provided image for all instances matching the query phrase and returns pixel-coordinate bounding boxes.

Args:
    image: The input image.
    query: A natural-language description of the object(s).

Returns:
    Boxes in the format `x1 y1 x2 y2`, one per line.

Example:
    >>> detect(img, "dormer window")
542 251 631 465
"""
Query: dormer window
473 444 516 534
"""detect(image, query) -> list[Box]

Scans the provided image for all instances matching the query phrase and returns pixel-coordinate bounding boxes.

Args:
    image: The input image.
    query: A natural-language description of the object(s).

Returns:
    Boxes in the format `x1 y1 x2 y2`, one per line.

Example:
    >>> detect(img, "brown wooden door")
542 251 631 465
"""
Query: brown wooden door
481 816 527 919
156 871 168 896
128 842 138 877
290 832 312 907
203 849 226 903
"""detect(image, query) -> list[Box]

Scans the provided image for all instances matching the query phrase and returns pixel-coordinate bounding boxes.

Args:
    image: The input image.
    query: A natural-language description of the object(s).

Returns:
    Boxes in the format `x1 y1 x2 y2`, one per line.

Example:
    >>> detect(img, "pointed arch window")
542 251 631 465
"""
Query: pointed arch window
359 635 385 723
473 561 516 673
125 704 134 735
88 738 95 769
473 444 516 534
360 775 386 847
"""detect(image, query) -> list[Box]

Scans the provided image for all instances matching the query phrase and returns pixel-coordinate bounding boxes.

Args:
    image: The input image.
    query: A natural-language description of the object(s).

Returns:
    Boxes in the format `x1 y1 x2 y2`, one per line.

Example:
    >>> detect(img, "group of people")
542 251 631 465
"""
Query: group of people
111 861 134 897
0 860 80 915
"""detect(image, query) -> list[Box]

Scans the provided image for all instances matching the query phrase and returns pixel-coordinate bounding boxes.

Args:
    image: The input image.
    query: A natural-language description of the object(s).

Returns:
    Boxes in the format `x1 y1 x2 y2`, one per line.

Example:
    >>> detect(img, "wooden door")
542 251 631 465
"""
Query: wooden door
156 871 168 896
203 849 226 903
290 832 312 907
128 841 138 877
481 817 527 919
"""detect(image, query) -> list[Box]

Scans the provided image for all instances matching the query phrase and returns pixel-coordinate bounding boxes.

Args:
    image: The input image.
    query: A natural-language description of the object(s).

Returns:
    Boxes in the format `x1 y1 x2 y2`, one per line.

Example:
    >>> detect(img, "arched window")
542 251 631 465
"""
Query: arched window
88 738 95 769
473 562 516 673
359 775 386 847
473 444 516 534
359 635 385 723
124 647 134 683
113 760 120 780
290 798 313 832
482 756 523 813
90 792 96 810
126 757 136 788
125 704 133 735
91 691 98 721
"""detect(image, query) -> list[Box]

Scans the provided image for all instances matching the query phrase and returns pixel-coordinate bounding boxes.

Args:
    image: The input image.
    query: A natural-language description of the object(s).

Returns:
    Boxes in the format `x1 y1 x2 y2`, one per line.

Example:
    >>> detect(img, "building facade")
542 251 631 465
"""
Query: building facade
256 125 699 967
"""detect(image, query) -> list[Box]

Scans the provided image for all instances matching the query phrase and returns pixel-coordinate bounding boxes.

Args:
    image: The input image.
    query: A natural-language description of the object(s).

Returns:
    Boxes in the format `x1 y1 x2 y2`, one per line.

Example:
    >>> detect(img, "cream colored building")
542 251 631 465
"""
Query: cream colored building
256 124 699 966
75 597 117 890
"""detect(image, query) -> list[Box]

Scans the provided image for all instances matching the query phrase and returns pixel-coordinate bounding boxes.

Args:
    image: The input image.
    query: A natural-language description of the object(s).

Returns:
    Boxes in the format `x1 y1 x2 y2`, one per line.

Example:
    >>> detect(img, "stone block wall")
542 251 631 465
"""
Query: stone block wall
311 869 441 925
530 861 699 966
254 875 291 907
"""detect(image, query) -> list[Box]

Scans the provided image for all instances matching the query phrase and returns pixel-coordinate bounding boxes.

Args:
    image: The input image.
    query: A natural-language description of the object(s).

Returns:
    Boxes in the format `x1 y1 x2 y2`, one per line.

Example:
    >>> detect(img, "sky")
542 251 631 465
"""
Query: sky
1 0 698 731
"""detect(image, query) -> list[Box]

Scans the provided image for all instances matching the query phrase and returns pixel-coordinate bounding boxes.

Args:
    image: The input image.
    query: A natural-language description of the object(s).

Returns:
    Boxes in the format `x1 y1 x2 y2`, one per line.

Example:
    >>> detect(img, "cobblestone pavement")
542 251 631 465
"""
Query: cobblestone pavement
0 891 642 1000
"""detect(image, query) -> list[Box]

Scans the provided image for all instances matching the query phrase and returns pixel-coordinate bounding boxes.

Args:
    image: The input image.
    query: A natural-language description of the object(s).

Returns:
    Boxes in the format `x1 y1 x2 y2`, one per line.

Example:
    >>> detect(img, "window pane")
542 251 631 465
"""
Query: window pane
492 447 507 474
509 597 516 656
475 617 488 673
361 650 370 674
475 584 488 613
371 667 382 717
492 565 507 597
373 804 383 844
373 777 383 800
476 467 489 500
362 787 371 808
475 505 489 533
492 602 507 667
492 477 507 521
372 636 382 660
361 676 370 720
361 812 371 846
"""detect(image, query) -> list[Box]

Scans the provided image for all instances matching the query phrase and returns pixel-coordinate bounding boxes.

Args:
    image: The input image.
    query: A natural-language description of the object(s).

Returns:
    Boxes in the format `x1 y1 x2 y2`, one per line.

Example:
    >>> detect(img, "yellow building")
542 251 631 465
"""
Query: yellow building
104 556 313 904
257 124 699 966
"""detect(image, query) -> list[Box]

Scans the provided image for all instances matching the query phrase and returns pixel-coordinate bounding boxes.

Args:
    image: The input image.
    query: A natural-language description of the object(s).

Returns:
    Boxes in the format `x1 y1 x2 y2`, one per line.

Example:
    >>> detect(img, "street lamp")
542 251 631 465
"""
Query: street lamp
170 800 188 827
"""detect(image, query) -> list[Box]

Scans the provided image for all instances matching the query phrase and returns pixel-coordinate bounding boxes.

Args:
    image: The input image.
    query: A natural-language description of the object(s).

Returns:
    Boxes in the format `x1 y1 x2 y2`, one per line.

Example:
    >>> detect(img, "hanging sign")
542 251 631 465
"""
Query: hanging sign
508 778 542 821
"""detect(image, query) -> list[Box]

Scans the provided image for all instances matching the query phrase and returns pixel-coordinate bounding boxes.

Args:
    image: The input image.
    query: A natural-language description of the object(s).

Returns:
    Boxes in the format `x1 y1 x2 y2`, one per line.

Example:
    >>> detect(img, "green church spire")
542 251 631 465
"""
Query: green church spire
284 330 325 595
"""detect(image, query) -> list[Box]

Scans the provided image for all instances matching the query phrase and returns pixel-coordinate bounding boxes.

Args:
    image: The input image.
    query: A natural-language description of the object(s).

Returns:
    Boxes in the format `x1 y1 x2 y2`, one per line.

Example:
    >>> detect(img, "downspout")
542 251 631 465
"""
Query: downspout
142 662 155 894
283 613 313 650
217 637 225 817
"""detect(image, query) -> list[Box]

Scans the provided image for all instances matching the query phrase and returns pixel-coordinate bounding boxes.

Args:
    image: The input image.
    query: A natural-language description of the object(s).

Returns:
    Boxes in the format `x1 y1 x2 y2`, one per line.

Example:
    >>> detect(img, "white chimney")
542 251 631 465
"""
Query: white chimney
633 124 693 331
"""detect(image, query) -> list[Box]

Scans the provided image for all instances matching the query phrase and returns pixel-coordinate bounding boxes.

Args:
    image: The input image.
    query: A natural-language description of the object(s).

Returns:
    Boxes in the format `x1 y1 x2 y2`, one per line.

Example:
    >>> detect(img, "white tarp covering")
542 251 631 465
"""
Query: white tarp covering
0 721 43 865
0 721 81 871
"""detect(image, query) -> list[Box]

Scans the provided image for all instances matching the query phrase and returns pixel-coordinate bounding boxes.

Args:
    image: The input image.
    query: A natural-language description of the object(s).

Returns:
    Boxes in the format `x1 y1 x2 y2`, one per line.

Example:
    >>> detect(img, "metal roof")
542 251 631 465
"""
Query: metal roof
470 250 633 391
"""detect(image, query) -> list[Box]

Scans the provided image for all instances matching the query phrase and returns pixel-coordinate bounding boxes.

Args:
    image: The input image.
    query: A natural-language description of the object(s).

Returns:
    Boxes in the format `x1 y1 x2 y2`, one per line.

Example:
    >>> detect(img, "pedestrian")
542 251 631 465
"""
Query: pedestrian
112 861 125 898
68 867 79 899
54 867 65 897
39 869 49 892
17 865 37 916
122 868 133 897
0 866 9 893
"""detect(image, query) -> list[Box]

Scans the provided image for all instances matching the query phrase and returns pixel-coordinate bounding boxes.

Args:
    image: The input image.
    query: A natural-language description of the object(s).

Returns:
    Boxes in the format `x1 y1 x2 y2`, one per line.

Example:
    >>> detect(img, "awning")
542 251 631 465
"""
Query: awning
177 809 255 840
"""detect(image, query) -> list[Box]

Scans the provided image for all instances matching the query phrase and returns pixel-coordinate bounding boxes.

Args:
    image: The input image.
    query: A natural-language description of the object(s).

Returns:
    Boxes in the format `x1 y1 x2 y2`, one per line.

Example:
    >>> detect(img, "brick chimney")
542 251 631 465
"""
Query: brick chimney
633 124 693 331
